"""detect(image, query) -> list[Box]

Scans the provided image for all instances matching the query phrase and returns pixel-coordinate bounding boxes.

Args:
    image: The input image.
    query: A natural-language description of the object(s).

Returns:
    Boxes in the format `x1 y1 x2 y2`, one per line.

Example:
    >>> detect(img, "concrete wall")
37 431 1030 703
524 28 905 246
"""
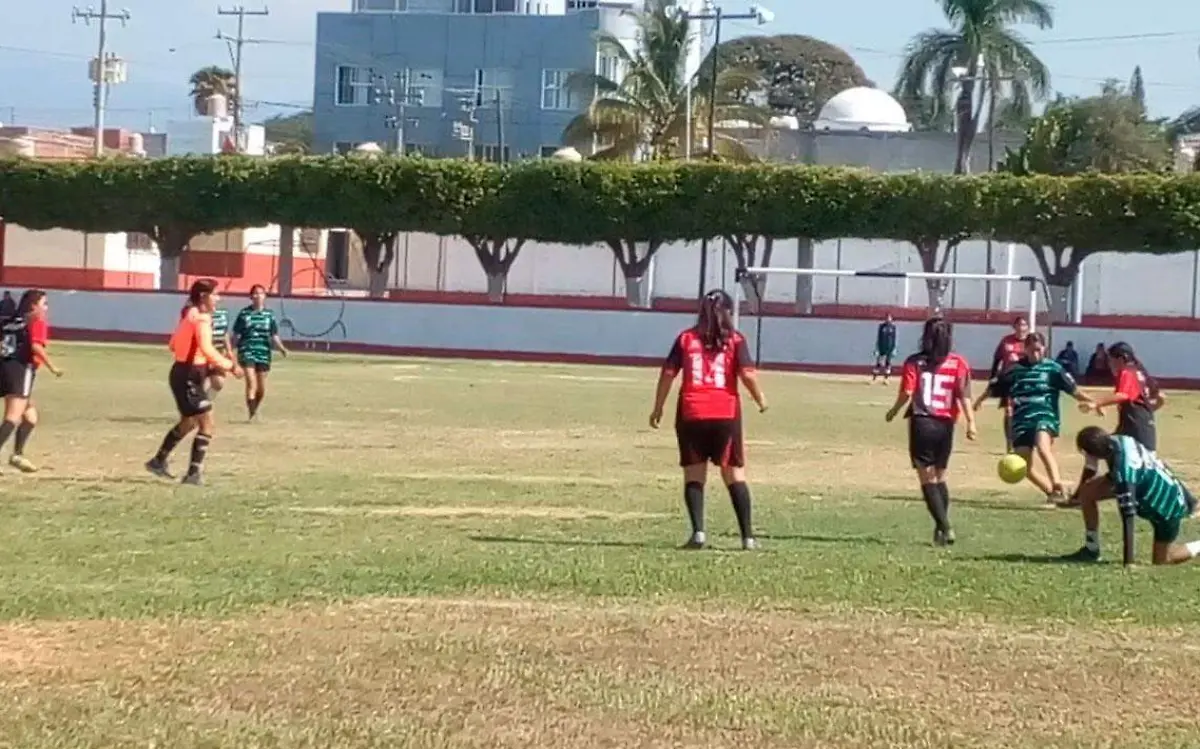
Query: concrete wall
24 288 1200 385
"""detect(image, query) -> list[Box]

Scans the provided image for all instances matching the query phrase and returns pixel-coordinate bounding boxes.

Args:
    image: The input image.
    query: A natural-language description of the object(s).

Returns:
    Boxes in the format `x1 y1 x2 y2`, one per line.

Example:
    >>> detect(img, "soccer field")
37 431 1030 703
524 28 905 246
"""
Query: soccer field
2 343 1199 748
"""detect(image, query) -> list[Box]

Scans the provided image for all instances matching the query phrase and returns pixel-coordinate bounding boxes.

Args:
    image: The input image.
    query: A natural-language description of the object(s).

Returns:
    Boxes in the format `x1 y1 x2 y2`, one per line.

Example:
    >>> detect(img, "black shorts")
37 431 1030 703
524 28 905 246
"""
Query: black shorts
1116 420 1156 452
169 362 212 418
676 418 744 468
0 360 35 399
908 416 954 470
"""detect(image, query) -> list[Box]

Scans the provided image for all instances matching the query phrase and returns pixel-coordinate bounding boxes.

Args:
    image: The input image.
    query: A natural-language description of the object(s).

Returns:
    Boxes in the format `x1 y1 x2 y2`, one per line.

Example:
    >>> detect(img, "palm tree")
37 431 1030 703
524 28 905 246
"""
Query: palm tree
562 0 764 160
189 66 238 116
896 0 1054 173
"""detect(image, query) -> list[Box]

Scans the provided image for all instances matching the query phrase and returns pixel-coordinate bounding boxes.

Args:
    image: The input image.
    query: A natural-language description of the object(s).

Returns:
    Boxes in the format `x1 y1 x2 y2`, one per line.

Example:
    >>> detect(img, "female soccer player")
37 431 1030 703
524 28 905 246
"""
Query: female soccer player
232 284 288 420
1070 341 1164 503
145 279 240 486
1064 426 1198 566
885 317 977 546
206 300 232 396
0 289 64 472
649 289 768 550
988 316 1029 452
976 332 1096 504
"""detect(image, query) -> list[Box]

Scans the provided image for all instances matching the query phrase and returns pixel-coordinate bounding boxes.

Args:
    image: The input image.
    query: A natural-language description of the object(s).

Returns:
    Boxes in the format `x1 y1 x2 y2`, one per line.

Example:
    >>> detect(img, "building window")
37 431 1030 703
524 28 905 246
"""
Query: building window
541 69 574 110
597 54 623 83
333 141 362 154
473 0 493 11
567 0 597 8
407 69 442 108
355 0 398 9
474 144 510 163
335 65 372 106
474 69 512 107
495 0 517 10
455 0 472 10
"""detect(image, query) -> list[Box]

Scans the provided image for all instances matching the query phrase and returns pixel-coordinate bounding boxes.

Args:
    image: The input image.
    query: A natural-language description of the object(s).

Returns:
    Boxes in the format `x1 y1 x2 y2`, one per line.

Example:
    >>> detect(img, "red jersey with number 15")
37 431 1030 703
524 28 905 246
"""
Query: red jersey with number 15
663 328 753 421
901 352 972 420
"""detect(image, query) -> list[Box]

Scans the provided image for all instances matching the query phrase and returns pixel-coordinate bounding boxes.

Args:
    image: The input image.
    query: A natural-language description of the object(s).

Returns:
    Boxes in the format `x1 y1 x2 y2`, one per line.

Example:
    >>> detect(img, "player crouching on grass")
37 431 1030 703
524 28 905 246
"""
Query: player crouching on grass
1063 426 1199 566
885 317 977 547
649 289 768 551
975 332 1096 504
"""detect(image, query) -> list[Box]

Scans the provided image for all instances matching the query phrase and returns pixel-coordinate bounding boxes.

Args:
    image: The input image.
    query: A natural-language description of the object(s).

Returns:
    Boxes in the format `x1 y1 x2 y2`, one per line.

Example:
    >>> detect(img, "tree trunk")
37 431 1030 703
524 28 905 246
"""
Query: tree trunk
1027 244 1094 323
913 236 962 314
356 230 397 299
604 238 663 308
952 60 981 174
147 224 195 291
725 234 774 312
466 236 526 303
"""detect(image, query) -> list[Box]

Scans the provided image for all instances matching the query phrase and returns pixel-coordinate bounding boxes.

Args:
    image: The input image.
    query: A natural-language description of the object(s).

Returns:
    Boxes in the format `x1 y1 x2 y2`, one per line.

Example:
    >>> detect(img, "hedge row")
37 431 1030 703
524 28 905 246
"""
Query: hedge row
2 156 1200 253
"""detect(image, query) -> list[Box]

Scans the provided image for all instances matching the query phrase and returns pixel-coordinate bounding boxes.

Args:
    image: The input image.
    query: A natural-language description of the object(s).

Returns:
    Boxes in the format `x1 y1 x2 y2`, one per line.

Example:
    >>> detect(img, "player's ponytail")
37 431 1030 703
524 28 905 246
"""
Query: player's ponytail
919 316 952 365
696 289 735 352
16 289 45 318
1108 341 1158 398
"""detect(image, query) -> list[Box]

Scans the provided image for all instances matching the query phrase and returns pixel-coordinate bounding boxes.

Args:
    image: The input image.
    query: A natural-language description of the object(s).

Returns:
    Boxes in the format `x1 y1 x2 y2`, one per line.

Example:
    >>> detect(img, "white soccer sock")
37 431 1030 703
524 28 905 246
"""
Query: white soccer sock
1185 540 1200 558
1085 530 1100 552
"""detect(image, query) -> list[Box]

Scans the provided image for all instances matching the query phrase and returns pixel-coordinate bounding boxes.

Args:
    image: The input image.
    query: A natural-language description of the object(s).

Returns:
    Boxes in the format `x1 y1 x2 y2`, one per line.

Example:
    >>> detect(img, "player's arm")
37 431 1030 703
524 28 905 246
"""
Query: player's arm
1115 482 1138 566
734 337 767 412
1056 365 1095 406
29 321 62 377
987 341 1005 379
1087 369 1137 411
958 369 978 438
230 311 245 350
196 319 235 373
974 371 1004 411
650 338 682 428
270 315 288 357
885 361 915 422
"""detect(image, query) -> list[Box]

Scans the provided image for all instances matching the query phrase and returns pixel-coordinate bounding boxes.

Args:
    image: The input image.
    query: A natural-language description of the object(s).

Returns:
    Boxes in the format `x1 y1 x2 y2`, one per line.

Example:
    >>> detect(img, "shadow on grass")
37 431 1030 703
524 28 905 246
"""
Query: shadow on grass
36 475 165 486
756 533 889 545
875 493 1057 514
470 535 668 550
972 552 1109 566
105 415 170 425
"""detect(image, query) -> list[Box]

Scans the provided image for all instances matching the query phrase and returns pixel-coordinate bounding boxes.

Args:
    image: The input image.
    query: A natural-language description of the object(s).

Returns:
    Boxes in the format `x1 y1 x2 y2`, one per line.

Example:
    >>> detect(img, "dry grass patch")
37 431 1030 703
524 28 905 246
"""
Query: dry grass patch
284 505 665 520
1 598 1198 748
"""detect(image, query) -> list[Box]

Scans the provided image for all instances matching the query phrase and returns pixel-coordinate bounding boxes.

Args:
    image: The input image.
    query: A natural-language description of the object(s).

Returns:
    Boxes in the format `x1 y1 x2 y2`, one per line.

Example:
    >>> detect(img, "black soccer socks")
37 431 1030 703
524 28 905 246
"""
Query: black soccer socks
684 481 705 535
155 425 186 462
188 433 212 476
727 481 754 541
921 483 949 533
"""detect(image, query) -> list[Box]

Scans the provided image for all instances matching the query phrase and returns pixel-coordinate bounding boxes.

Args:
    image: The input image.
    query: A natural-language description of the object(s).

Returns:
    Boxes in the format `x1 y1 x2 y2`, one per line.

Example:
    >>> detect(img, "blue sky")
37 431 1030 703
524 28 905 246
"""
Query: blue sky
0 0 1196 131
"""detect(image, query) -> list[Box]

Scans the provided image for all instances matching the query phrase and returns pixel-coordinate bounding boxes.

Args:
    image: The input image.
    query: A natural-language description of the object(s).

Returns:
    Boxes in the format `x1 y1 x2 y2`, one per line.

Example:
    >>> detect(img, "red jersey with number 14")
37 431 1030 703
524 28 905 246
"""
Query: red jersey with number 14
901 352 972 420
663 328 753 421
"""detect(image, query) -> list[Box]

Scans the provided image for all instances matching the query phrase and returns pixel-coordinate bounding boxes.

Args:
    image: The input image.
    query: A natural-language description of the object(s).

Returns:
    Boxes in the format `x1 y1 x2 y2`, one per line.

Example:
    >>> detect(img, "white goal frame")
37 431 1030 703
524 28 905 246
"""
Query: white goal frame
731 267 1049 367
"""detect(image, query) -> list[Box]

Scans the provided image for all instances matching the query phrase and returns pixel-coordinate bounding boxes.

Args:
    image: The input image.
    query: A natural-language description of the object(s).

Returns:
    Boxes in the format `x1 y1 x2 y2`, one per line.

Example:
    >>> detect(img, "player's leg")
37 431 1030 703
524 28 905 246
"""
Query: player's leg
249 363 270 419
1151 519 1200 565
207 370 225 399
1032 430 1067 502
148 365 204 478
676 420 709 548
1061 474 1112 562
242 364 259 419
182 407 216 486
1011 434 1054 495
717 418 755 550
910 418 951 545
0 394 30 455
933 420 956 544
1001 399 1013 453
871 355 883 382
882 355 893 384
10 400 38 473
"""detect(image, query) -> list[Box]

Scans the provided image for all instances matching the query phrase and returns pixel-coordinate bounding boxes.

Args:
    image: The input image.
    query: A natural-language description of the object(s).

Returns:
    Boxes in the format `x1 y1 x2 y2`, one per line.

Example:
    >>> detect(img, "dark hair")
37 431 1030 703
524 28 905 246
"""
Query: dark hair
1076 425 1114 458
1107 341 1159 398
181 278 219 317
250 284 267 296
16 289 46 317
1024 331 1047 348
1013 316 1028 328
919 316 952 364
696 289 735 351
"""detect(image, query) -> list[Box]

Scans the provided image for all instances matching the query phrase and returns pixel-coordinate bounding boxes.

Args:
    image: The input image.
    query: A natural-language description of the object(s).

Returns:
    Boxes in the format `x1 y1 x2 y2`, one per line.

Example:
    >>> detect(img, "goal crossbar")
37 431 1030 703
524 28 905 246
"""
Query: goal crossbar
731 266 1049 366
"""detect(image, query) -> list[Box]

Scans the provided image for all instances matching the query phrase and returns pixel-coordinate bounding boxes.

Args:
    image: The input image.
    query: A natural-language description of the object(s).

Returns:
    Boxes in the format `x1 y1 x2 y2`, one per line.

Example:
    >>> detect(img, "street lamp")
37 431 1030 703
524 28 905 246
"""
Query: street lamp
684 3 772 159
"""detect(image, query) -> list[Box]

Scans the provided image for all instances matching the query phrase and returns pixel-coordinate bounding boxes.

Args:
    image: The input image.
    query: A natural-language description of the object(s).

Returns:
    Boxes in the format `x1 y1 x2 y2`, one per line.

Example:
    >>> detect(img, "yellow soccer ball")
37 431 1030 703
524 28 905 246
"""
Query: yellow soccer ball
998 453 1028 484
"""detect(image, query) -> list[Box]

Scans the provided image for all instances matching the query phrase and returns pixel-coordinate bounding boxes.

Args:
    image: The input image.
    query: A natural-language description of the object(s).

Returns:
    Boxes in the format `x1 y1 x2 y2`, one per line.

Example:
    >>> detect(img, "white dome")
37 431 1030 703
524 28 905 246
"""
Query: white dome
814 87 911 133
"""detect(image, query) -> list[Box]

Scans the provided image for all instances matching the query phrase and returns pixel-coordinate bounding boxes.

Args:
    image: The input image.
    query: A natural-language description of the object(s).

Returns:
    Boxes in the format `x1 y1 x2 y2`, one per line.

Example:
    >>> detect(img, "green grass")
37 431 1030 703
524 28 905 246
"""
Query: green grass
1 343 1199 748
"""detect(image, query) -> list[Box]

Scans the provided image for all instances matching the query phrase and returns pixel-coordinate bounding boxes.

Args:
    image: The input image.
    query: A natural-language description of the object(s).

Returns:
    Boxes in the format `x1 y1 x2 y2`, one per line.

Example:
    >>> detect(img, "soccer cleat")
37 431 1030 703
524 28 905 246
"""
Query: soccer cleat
681 532 706 550
144 458 173 479
181 471 203 487
9 455 37 473
1061 546 1101 563
945 528 956 545
933 528 949 547
741 537 758 551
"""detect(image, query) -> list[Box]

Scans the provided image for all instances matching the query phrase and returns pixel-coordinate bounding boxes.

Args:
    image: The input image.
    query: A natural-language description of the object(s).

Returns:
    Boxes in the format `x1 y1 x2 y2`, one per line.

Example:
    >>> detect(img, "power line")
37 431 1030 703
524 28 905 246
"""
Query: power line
71 1 131 156
217 5 270 151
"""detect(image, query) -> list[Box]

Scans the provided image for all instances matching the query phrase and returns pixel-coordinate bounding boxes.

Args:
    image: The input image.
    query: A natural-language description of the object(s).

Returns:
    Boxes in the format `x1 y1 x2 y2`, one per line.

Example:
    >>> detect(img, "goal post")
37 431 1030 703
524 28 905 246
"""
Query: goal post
731 267 1049 368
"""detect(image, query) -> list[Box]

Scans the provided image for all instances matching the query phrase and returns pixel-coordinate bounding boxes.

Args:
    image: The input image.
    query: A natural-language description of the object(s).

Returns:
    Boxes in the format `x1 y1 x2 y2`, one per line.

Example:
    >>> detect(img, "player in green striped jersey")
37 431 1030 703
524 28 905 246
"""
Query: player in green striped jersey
206 305 233 396
1064 426 1199 566
976 332 1095 503
231 284 288 420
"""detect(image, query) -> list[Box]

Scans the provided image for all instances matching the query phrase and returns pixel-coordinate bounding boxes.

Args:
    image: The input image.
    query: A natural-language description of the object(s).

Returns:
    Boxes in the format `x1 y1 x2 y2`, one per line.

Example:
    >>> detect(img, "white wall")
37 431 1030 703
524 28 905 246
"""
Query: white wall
22 288 1200 383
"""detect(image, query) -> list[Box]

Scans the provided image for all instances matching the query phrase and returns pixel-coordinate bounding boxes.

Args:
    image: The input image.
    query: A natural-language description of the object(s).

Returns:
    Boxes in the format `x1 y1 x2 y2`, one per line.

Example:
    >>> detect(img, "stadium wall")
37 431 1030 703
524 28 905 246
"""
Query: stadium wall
22 288 1200 388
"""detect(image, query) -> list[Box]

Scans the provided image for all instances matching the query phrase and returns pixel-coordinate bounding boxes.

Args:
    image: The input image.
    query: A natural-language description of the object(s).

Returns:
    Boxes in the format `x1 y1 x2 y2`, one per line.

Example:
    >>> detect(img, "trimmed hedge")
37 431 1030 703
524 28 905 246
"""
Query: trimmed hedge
2 156 1200 252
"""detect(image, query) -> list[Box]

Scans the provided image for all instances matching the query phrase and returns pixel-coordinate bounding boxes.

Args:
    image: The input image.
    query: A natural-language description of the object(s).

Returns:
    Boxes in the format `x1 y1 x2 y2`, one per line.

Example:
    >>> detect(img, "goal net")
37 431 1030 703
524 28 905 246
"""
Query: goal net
730 267 1049 369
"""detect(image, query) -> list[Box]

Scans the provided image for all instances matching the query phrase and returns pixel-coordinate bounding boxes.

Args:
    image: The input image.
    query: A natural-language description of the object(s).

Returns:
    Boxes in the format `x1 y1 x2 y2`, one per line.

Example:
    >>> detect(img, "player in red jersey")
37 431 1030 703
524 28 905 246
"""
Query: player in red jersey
886 317 977 546
650 289 768 550
988 316 1028 452
1068 341 1165 505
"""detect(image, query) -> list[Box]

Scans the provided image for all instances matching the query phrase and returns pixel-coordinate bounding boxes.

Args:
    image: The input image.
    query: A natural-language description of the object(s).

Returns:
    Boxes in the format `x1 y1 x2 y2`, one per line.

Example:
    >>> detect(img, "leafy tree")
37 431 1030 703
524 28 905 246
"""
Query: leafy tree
897 0 1054 175
562 0 763 161
712 35 869 125
262 111 313 154
999 82 1173 319
189 66 237 116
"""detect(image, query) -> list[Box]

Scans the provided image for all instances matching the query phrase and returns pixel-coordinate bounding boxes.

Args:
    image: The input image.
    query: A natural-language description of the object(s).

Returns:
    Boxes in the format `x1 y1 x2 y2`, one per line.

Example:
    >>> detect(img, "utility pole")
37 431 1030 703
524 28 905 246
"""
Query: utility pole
448 88 479 161
217 5 269 152
72 1 131 157
494 89 505 163
373 70 426 154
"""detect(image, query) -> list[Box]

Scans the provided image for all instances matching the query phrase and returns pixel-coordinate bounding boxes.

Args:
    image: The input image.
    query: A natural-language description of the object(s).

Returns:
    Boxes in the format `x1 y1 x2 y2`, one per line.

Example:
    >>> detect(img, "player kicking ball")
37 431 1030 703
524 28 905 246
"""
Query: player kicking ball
1062 426 1200 566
